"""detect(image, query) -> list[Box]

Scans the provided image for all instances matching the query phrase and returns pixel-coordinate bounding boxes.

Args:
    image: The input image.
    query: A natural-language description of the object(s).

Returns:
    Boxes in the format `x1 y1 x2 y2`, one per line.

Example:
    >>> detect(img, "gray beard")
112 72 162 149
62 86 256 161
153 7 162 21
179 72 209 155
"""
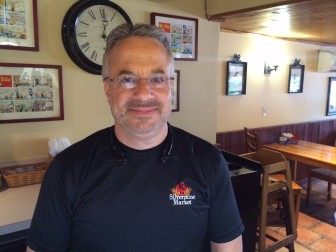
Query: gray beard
112 103 172 135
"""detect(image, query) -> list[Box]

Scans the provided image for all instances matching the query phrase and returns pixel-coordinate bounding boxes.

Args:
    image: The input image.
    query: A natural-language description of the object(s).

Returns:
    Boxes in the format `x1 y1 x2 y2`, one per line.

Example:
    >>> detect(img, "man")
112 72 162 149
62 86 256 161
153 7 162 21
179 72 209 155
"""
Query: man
27 23 244 252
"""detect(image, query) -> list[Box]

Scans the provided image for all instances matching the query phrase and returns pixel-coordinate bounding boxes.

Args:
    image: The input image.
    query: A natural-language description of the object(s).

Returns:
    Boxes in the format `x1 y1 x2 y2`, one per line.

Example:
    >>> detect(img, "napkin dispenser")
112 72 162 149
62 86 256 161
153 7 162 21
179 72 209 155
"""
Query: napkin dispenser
48 137 71 158
279 133 299 144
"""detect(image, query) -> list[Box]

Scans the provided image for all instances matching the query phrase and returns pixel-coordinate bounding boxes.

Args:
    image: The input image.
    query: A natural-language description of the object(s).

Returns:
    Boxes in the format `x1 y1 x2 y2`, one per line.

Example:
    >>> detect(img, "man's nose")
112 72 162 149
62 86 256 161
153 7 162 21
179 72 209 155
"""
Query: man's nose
132 79 153 99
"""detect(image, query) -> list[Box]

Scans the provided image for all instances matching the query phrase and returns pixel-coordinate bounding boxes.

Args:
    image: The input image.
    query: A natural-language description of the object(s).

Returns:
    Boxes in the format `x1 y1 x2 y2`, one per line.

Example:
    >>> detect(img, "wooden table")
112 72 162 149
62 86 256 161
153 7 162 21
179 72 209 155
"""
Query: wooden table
263 140 336 181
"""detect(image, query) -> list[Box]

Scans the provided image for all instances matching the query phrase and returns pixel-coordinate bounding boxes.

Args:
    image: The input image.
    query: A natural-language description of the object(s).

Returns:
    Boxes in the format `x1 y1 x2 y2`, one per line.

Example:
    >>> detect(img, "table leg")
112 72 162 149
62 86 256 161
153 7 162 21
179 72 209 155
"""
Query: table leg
293 161 298 181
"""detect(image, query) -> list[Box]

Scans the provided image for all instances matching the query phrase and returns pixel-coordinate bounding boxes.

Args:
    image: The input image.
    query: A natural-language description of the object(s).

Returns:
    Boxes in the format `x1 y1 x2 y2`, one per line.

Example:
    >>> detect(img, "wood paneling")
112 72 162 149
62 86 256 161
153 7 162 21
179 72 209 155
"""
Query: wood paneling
216 120 336 180
208 0 336 46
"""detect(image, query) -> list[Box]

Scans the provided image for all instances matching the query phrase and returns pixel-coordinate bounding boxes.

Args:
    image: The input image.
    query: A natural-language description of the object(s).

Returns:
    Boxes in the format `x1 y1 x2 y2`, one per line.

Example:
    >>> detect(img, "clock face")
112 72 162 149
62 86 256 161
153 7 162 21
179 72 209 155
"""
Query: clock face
75 5 128 66
62 0 132 75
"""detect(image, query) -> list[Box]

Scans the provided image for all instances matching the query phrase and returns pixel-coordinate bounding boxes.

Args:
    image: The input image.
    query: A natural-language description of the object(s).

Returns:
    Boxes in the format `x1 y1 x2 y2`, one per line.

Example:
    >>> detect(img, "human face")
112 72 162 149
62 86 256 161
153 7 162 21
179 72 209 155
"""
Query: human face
103 37 173 137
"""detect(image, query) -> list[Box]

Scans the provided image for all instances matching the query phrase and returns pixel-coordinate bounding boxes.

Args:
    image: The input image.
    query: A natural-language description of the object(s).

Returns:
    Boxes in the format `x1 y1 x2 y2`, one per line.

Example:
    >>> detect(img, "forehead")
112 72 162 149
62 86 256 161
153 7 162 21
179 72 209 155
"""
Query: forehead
108 37 171 74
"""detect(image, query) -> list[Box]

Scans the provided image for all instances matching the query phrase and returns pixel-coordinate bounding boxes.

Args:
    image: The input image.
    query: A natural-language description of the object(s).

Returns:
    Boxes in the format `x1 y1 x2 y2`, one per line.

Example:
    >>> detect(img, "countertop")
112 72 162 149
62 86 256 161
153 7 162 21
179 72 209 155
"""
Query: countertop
0 184 40 235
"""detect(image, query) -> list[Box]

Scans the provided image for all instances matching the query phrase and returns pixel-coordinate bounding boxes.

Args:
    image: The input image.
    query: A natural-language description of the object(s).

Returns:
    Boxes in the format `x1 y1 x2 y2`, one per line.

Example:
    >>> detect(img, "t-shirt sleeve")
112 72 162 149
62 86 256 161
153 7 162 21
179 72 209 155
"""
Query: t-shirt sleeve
207 150 245 243
27 158 72 251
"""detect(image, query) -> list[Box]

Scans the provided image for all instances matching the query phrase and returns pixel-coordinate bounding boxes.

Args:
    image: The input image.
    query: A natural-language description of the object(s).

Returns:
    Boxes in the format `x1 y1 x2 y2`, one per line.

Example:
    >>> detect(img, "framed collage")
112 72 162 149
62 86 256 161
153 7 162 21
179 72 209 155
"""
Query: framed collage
0 62 63 123
151 12 198 61
0 0 39 51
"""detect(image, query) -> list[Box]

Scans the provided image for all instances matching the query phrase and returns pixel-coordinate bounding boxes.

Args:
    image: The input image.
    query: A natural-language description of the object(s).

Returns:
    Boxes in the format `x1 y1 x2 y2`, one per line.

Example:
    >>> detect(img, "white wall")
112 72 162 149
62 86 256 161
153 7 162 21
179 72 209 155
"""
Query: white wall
217 32 336 132
0 0 220 162
3 0 335 163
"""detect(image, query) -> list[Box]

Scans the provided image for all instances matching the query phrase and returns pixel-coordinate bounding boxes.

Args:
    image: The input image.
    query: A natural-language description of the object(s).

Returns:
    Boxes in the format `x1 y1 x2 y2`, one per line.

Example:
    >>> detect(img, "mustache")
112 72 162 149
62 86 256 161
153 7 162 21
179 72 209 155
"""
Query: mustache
126 99 162 109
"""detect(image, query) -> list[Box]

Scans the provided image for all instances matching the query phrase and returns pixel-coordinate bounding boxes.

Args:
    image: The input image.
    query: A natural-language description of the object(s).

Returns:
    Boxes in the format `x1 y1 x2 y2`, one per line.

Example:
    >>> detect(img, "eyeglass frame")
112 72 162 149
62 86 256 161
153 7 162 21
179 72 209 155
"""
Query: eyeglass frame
103 74 175 89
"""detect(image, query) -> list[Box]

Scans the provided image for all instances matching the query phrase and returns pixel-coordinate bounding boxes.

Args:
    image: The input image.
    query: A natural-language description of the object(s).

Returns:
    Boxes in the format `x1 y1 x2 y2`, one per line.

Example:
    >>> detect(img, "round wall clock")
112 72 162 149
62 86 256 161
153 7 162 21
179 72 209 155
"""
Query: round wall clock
62 0 133 75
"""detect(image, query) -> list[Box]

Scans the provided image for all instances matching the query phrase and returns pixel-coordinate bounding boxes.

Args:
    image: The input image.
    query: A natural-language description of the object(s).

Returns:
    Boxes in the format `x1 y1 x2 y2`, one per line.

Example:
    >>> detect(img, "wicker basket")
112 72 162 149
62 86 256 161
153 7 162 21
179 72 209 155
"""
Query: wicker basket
1 162 49 188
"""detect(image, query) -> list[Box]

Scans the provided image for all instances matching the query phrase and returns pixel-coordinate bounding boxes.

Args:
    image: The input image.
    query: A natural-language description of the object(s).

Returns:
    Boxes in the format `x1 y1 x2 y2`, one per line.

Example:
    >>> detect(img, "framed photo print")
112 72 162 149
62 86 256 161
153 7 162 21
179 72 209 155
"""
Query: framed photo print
0 0 39 51
150 12 198 61
0 62 63 123
326 77 336 116
288 64 304 93
172 70 180 112
226 61 247 96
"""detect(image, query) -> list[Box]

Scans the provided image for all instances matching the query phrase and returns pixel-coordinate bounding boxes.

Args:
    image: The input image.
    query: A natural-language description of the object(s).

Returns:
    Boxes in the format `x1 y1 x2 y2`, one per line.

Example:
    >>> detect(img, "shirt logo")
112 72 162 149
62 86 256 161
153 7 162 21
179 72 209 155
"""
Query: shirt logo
169 182 196 205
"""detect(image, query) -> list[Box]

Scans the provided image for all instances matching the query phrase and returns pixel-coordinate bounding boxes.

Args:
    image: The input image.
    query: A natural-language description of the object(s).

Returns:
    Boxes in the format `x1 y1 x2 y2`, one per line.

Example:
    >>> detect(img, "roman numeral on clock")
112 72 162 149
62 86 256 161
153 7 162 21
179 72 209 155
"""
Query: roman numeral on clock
81 42 90 52
91 50 97 61
100 8 106 20
88 9 96 20
77 32 87 37
80 21 89 26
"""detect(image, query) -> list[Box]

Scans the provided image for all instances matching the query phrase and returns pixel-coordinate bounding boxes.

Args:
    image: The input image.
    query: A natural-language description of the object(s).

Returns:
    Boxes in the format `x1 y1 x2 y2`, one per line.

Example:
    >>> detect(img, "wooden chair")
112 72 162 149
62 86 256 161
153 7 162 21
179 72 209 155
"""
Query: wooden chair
306 168 336 205
244 127 261 152
243 127 301 251
270 174 302 225
241 149 298 252
244 127 301 222
306 139 336 205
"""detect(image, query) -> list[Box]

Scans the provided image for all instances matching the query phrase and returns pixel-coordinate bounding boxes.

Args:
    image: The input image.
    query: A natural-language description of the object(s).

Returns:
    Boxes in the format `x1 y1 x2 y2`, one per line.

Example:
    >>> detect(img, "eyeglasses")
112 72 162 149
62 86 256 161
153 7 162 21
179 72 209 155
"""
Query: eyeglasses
104 74 174 89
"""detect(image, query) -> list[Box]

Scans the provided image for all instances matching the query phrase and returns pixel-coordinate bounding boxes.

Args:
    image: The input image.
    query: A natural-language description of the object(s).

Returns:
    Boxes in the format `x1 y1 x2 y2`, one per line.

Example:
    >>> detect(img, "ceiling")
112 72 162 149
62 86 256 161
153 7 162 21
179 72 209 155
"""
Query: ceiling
208 0 336 46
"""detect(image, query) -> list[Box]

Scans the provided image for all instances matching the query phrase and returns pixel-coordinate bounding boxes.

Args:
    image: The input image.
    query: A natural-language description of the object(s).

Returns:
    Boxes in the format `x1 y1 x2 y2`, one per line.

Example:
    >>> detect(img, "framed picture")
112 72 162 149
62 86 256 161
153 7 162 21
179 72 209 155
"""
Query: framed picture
150 13 198 61
0 0 39 51
0 62 64 123
226 61 247 96
172 70 180 112
288 64 304 93
326 77 336 116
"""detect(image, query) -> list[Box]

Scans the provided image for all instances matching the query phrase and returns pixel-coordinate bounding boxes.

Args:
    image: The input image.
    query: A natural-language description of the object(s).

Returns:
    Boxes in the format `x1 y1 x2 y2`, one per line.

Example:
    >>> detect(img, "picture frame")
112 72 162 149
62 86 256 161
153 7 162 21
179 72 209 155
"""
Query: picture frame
0 62 64 123
326 77 336 116
0 0 39 51
288 64 304 93
150 13 198 61
226 61 247 96
172 70 180 112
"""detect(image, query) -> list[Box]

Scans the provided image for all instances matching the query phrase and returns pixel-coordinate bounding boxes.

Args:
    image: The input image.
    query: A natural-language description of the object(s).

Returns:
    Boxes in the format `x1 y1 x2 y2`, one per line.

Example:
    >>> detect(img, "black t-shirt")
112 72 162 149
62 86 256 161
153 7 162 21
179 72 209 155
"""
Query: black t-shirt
27 125 244 252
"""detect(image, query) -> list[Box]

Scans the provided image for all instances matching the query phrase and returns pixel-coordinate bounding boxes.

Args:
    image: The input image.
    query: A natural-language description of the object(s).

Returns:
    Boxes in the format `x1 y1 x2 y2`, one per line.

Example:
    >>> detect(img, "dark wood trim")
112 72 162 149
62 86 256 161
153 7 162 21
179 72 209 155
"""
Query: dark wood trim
216 119 336 180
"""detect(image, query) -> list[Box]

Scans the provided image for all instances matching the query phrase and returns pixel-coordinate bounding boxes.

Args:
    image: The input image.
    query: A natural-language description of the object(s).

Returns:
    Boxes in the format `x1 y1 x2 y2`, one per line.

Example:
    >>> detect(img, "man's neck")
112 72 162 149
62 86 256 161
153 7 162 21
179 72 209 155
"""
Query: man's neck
114 124 169 150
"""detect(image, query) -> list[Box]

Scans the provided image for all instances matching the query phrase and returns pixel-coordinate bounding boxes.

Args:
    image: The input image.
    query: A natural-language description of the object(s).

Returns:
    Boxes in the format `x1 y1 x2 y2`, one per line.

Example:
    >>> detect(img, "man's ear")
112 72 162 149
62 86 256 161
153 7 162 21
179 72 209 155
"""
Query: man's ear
103 80 111 97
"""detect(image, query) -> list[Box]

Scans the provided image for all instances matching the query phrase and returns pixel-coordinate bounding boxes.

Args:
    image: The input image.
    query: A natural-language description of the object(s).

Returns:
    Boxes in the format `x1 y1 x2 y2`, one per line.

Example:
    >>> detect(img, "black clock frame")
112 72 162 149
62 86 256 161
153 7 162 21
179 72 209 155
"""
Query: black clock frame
62 0 132 75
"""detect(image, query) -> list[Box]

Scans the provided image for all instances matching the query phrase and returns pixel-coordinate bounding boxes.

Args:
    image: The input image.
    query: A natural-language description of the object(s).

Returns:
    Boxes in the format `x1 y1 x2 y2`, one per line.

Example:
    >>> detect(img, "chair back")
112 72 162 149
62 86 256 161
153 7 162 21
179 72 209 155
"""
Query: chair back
244 127 261 152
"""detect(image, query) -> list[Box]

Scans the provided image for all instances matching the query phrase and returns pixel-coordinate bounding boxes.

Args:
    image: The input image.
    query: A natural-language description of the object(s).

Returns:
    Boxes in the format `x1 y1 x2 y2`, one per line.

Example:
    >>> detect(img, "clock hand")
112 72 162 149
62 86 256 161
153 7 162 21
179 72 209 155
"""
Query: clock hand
102 19 108 40
102 12 116 40
110 12 116 23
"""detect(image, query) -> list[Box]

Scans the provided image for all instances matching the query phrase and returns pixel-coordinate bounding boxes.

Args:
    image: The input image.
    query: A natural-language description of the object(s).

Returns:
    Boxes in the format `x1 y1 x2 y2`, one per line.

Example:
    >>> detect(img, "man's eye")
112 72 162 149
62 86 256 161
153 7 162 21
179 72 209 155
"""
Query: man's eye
120 76 137 84
150 76 165 83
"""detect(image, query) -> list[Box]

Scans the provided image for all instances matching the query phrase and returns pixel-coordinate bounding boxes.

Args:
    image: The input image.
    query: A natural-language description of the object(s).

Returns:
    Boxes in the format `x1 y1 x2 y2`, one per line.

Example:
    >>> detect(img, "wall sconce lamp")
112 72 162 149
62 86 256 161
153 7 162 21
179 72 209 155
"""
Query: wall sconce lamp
264 62 279 74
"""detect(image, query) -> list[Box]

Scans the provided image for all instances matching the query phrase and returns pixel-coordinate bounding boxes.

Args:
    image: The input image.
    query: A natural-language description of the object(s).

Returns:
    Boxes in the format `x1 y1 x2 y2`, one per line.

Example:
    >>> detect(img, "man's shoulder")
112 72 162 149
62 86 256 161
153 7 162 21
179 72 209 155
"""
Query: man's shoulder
170 125 215 148
57 127 111 158
76 127 111 146
170 125 220 158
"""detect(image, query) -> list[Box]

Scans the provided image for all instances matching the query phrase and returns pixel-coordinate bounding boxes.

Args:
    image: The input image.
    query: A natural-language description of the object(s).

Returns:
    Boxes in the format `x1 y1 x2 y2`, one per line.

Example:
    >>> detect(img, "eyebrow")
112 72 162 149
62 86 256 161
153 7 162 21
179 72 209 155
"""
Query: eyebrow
151 69 165 75
117 69 166 76
118 70 134 75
